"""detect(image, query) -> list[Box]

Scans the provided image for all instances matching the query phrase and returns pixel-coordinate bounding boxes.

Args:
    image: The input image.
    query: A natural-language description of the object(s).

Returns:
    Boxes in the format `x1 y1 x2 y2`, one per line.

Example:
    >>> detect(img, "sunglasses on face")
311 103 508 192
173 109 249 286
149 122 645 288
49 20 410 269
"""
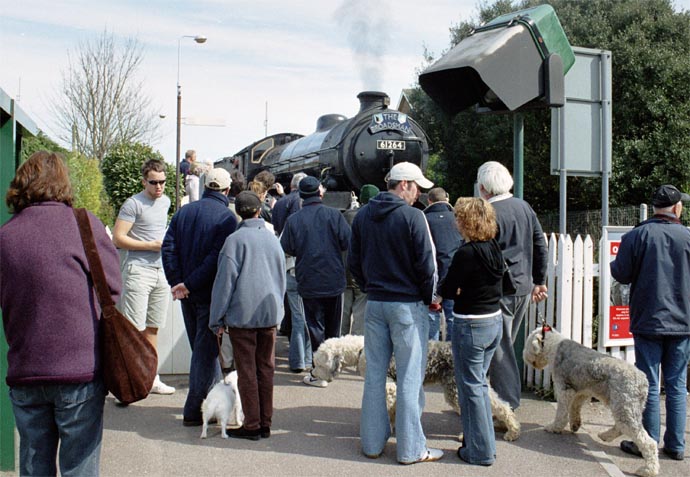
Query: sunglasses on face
147 180 166 186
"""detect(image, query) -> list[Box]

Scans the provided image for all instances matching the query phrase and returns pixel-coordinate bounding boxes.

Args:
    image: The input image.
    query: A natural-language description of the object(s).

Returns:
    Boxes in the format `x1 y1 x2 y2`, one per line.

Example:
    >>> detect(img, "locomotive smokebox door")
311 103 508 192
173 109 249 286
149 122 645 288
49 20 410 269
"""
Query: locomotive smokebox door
419 4 574 115
346 112 425 190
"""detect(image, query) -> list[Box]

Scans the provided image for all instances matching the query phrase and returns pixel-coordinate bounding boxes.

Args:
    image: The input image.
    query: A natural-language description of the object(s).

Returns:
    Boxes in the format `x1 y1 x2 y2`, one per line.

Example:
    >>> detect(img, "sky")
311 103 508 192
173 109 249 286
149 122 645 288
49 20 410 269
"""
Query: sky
2 0 689 165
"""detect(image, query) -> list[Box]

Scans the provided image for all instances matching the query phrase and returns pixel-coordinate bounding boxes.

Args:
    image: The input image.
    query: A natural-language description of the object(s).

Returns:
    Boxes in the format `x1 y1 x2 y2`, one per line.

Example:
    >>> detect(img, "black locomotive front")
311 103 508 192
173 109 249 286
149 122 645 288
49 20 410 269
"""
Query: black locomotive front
234 91 429 199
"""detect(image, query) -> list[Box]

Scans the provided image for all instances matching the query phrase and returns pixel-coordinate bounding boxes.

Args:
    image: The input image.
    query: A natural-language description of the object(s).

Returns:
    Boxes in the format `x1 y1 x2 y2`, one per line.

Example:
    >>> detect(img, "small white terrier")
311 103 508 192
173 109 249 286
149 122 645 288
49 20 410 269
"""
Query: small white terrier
200 371 244 439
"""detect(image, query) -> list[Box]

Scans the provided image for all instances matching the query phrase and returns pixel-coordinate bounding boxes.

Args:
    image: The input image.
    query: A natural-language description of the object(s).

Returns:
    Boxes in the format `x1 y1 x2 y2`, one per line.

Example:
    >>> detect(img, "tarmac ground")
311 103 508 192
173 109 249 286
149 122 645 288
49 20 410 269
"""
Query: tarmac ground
4 336 689 476
96 336 689 477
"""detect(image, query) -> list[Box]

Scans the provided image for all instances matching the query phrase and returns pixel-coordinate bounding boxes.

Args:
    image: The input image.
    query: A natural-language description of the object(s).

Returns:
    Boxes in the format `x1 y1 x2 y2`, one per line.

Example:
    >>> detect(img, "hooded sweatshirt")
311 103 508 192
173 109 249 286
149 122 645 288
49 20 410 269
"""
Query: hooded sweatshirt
349 191 437 304
440 238 504 315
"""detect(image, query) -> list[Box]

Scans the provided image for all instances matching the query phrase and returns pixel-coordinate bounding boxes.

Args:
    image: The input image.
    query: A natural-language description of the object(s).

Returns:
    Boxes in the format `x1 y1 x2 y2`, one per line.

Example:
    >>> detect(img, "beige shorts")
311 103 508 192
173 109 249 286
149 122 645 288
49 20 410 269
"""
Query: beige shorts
118 263 169 331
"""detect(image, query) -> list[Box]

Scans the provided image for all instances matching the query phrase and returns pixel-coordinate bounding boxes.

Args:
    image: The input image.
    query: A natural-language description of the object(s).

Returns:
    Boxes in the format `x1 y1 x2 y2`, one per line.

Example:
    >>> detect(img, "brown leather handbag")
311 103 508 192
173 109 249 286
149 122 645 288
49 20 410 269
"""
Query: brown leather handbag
74 208 158 404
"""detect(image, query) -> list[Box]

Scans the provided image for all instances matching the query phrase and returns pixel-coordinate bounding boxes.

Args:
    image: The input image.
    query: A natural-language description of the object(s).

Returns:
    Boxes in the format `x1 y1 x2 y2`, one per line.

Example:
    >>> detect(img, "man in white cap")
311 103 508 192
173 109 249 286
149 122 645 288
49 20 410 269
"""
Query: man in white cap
349 162 442 465
162 168 238 426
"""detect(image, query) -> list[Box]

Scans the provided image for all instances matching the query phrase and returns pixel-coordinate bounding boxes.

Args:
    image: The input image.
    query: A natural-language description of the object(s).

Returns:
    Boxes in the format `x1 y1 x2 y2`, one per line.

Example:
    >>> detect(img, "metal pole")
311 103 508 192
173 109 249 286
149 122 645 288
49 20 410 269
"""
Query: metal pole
175 85 182 210
175 38 182 211
559 106 567 235
601 51 612 227
513 113 524 199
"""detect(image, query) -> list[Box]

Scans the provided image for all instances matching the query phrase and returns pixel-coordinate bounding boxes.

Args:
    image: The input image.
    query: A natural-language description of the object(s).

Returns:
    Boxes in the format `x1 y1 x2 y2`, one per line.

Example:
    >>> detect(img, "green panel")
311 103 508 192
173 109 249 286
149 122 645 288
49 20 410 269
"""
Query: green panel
0 94 17 472
482 4 575 73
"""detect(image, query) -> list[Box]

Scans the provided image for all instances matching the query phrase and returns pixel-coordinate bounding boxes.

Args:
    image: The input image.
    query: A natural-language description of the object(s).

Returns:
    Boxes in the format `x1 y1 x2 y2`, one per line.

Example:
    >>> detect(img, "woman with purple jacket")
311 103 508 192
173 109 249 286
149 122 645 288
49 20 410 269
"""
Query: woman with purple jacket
0 151 122 476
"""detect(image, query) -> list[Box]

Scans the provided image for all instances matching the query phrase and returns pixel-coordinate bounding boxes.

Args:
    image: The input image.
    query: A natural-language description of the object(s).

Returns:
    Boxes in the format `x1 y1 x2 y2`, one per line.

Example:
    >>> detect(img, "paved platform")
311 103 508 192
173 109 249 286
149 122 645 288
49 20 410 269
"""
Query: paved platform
4 336 688 476
95 336 689 476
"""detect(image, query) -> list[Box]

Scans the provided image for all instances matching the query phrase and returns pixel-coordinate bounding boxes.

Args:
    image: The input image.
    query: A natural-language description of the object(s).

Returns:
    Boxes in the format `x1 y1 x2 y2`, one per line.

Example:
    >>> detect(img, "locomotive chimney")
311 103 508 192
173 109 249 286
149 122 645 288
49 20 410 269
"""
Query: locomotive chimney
357 91 390 113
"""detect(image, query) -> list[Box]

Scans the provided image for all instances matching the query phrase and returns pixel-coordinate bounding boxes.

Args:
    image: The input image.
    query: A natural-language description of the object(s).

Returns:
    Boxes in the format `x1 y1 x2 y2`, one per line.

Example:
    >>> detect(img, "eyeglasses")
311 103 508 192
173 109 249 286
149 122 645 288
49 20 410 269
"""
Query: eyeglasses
147 180 166 186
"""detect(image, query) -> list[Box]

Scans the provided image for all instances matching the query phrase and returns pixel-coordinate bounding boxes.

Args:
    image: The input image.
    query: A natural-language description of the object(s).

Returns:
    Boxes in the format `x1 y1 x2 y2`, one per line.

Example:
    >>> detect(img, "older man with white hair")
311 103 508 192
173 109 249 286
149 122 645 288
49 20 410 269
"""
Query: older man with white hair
476 161 548 411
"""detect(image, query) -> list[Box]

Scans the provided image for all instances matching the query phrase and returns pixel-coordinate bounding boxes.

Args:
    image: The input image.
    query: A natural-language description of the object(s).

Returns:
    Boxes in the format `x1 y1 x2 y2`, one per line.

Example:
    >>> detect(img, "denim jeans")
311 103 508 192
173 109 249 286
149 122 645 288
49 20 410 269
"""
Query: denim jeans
428 298 455 341
181 300 221 421
488 293 530 409
633 334 690 452
10 378 106 476
360 300 429 463
286 272 312 370
452 312 503 465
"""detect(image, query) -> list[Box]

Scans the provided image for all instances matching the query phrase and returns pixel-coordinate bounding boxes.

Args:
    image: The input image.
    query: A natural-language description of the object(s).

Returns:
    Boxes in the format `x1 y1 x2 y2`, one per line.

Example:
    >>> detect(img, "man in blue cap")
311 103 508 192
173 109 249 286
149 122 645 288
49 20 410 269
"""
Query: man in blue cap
280 176 351 387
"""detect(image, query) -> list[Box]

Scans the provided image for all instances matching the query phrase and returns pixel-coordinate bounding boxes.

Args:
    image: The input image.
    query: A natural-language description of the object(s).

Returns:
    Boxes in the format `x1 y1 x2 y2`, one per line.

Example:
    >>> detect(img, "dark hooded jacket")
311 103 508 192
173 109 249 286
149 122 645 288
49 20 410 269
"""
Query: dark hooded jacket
440 238 504 315
348 191 437 304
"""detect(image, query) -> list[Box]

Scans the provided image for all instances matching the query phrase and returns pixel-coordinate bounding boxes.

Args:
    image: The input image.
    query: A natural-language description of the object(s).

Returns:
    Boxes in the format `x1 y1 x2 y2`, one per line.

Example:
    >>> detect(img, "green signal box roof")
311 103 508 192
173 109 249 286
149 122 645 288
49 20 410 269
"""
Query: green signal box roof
479 4 575 74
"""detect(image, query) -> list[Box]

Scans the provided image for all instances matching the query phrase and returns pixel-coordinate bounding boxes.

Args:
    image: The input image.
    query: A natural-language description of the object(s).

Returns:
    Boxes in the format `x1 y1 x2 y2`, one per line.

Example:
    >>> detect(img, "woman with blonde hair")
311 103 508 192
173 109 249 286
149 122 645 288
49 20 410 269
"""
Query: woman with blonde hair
248 180 274 232
439 197 504 467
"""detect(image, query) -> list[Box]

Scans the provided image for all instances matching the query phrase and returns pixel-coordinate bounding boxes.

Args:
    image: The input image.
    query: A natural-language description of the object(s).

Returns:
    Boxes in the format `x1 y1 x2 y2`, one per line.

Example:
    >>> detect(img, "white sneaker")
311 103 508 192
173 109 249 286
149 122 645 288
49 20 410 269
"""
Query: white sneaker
303 373 328 388
150 375 175 395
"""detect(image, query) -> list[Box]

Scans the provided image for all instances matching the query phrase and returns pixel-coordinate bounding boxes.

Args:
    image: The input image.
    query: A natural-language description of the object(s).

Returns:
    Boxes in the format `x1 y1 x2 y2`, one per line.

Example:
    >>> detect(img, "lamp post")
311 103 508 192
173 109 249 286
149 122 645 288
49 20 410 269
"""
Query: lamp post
175 34 207 210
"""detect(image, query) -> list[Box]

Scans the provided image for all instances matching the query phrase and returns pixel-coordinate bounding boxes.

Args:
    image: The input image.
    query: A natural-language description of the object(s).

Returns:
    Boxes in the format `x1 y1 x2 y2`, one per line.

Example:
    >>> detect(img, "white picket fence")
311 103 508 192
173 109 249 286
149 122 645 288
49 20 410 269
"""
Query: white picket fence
523 233 634 391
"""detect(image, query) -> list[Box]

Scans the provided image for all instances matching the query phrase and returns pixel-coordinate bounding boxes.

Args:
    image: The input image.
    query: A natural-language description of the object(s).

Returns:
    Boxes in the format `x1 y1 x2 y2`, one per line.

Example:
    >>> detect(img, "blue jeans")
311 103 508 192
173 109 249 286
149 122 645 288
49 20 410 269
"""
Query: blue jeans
633 334 690 453
428 298 455 341
360 300 429 463
488 294 530 409
181 300 221 421
452 313 503 465
10 378 106 476
287 272 312 370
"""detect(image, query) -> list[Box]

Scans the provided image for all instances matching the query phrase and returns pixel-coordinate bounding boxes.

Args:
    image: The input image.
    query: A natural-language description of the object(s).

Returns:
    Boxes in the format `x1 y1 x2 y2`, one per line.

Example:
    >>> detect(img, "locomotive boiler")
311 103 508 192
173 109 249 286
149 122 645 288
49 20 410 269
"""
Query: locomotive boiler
224 91 430 208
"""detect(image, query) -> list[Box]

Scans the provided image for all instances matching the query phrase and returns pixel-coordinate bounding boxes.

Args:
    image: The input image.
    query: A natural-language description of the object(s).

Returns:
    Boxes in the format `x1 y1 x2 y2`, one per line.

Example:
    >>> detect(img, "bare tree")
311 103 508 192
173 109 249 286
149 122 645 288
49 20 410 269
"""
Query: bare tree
53 30 159 162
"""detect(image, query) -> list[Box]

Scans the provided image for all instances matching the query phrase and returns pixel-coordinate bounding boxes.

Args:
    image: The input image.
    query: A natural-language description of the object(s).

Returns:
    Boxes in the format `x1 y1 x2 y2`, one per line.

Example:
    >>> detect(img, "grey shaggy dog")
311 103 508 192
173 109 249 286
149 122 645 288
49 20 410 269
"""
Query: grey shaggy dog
523 325 659 477
358 340 520 441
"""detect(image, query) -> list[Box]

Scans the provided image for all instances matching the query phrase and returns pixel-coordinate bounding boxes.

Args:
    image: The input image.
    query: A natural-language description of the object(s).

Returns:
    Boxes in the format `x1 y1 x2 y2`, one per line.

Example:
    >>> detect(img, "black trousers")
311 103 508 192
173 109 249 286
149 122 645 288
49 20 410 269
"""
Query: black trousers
301 295 342 354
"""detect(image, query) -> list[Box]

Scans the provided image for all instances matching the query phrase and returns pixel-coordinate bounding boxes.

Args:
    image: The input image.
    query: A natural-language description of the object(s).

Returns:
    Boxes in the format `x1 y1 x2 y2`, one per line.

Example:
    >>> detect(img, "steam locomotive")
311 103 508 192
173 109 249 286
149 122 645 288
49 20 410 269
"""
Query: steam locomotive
218 91 430 208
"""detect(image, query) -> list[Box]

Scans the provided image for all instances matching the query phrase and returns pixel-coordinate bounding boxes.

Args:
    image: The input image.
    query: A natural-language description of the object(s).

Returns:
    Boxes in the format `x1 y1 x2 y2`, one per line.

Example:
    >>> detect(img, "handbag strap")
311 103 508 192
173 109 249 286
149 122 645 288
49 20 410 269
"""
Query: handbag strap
73 208 115 308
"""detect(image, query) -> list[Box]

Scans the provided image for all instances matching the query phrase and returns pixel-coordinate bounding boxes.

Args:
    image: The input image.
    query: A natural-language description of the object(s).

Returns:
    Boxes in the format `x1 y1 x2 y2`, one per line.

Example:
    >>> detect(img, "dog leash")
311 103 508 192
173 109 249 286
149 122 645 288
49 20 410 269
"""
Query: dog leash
538 311 552 349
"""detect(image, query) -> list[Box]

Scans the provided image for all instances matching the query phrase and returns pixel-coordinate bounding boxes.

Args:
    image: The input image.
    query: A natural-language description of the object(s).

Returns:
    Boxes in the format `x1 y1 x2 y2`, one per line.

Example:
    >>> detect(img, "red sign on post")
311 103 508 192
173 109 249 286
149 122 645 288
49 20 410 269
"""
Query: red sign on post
601 230 634 346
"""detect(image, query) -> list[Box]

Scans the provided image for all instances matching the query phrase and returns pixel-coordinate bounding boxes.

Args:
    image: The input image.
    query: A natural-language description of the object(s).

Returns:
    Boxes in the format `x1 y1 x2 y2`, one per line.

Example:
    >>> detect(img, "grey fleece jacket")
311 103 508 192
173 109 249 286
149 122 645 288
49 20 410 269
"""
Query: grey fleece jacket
209 218 286 331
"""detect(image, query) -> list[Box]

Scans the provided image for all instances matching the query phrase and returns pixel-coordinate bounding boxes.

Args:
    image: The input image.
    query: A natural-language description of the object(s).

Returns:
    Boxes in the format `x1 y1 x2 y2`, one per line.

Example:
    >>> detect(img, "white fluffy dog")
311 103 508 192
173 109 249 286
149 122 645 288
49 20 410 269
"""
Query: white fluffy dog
523 325 658 477
311 334 364 382
200 371 244 439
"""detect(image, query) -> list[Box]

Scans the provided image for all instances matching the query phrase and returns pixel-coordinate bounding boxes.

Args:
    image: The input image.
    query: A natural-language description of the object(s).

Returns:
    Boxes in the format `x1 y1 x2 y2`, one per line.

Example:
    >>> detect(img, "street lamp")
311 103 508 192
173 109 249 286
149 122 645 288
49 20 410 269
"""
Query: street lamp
175 34 207 209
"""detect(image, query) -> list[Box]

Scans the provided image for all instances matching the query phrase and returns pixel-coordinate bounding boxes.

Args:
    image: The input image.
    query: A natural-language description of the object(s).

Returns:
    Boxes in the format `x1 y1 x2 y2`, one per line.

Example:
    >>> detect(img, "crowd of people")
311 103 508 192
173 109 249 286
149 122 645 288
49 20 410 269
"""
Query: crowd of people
1 151 688 475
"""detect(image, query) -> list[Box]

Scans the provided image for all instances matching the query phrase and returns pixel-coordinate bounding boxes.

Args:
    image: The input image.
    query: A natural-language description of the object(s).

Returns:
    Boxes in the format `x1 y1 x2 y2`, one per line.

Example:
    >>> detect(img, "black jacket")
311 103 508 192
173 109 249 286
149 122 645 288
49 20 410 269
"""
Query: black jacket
490 195 548 295
441 238 504 315
280 196 351 298
162 190 237 304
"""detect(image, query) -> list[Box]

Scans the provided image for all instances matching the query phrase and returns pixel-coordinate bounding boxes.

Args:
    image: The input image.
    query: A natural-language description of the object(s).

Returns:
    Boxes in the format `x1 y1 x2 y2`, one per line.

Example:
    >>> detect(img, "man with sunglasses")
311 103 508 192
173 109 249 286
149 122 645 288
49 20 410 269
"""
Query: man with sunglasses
113 158 175 396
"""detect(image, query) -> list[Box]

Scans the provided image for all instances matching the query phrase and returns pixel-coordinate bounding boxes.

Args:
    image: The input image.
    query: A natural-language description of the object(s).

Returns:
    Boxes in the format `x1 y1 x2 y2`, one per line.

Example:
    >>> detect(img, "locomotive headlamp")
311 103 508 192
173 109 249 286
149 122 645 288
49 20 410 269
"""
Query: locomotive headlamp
419 4 574 115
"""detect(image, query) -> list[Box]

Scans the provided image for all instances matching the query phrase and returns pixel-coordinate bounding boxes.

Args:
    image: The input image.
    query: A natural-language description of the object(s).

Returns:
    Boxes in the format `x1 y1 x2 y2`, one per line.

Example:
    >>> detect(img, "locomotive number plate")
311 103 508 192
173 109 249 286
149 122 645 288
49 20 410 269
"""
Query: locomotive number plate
376 140 406 150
